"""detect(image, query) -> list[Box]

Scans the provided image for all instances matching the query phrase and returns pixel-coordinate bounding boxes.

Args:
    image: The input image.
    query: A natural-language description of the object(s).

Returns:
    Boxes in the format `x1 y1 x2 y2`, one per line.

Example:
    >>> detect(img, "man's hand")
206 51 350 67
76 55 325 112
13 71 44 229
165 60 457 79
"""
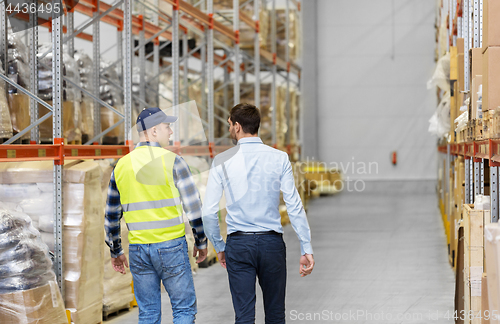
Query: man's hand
193 246 208 264
217 252 226 269
299 254 314 277
111 254 129 274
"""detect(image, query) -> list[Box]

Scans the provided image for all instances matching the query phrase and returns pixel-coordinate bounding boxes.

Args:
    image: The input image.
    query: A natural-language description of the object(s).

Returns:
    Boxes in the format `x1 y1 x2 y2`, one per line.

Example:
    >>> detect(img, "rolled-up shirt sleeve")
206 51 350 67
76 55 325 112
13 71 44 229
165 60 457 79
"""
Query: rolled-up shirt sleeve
281 158 313 255
202 161 226 253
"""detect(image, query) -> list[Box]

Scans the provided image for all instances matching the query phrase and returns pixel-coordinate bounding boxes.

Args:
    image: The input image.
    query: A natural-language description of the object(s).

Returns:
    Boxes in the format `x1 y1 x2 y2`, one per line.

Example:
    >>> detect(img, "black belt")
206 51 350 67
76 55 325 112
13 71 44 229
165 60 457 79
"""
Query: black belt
228 230 282 237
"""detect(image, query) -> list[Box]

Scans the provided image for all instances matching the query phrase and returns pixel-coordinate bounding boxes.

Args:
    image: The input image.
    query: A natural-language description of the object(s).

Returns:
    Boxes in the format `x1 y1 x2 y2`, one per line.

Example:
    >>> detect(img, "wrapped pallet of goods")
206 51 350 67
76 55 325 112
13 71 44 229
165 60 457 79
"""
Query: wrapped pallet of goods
100 61 125 144
6 33 30 140
37 44 82 143
74 51 95 142
0 160 105 324
0 65 13 140
0 204 68 324
268 9 301 63
98 161 134 318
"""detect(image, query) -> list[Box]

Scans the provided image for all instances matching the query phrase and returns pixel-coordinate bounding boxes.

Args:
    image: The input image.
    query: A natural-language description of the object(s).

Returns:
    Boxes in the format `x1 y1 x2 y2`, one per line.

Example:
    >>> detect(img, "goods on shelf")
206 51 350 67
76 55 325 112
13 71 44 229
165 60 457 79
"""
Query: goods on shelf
483 47 500 112
485 223 500 321
98 160 134 316
0 160 105 324
35 45 82 143
74 51 95 140
302 162 343 197
0 203 67 324
7 33 29 94
0 65 13 139
482 0 500 51
100 61 125 142
264 8 301 63
6 34 30 140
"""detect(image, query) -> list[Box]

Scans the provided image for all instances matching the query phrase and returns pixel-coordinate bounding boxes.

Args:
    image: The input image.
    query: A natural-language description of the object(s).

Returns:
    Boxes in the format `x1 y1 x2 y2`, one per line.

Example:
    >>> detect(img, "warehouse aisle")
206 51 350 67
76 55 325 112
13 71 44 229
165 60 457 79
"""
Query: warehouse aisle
106 180 455 324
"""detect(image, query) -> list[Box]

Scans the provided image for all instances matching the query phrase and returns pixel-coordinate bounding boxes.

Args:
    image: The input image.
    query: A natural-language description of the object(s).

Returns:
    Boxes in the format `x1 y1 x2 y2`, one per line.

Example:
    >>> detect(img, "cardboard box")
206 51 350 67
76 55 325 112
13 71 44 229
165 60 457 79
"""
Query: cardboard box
483 0 500 52
485 223 500 324
472 48 484 79
483 47 500 111
451 46 458 81
7 93 31 139
0 282 68 324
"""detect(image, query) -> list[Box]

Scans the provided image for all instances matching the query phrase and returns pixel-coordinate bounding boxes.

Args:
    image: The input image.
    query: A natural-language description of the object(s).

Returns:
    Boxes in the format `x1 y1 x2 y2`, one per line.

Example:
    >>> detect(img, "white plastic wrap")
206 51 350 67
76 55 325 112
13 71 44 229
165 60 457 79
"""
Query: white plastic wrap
7 33 29 94
0 203 54 293
455 111 468 133
427 52 450 92
100 61 124 139
474 195 491 210
0 161 104 324
428 92 451 138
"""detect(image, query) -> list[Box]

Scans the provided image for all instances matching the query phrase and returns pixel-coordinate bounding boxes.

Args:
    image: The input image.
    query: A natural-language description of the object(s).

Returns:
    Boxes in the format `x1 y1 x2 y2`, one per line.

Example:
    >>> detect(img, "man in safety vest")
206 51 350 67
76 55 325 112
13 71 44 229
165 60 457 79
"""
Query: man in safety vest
105 107 208 324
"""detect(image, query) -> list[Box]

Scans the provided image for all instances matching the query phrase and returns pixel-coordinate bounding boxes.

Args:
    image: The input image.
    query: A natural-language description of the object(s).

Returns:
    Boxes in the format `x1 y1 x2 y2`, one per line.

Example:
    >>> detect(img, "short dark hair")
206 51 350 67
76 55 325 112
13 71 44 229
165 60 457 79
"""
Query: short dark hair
229 103 260 135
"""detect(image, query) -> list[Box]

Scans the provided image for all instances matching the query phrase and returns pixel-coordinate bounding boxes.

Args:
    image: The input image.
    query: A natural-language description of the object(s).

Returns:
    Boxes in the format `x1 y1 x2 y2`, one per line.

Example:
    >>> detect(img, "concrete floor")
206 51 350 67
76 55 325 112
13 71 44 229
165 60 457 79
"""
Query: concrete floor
106 180 455 324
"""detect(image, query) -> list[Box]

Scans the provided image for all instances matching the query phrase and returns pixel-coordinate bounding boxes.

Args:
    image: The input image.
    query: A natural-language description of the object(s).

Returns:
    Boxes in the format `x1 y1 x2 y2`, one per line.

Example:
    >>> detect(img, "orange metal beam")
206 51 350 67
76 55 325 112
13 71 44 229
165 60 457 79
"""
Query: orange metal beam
239 10 256 31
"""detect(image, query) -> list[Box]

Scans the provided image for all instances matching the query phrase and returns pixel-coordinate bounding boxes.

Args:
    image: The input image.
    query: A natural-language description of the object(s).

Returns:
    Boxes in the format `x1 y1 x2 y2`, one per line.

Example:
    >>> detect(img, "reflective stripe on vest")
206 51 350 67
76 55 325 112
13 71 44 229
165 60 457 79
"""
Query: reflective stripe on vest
122 197 181 212
126 215 184 231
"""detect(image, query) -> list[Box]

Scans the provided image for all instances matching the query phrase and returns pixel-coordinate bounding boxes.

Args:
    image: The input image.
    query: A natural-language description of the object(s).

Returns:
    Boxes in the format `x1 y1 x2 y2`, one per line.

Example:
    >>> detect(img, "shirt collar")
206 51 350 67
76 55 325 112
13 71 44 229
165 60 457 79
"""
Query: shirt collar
135 141 162 148
237 137 263 145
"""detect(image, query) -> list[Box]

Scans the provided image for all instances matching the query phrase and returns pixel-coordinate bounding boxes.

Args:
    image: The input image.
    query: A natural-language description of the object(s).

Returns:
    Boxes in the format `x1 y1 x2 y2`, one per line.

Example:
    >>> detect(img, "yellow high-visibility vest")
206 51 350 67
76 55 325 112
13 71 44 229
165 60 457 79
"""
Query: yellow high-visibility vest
114 145 185 244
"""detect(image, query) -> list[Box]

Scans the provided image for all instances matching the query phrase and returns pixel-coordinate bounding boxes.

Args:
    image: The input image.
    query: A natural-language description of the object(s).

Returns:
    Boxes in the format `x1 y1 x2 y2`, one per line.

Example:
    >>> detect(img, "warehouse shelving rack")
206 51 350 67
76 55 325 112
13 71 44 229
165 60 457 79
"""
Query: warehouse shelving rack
0 0 302 296
436 0 500 225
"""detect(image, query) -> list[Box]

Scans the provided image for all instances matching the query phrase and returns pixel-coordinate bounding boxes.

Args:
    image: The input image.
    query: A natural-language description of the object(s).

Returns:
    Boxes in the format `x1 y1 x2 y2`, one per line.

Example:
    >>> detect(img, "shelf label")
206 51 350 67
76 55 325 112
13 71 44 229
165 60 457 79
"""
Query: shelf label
71 149 78 157
38 149 46 157
95 149 101 156
7 150 15 158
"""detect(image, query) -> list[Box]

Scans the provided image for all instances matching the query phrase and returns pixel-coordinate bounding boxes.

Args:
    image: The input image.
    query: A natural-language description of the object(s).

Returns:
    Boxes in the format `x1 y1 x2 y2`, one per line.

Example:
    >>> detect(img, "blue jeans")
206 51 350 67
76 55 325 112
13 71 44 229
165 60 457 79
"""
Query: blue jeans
129 236 197 324
226 233 287 324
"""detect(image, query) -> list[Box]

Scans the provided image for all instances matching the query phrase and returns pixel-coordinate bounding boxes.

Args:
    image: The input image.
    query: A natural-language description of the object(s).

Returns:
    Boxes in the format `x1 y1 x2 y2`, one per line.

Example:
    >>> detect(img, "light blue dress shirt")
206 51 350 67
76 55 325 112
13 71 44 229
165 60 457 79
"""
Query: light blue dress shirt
202 137 313 255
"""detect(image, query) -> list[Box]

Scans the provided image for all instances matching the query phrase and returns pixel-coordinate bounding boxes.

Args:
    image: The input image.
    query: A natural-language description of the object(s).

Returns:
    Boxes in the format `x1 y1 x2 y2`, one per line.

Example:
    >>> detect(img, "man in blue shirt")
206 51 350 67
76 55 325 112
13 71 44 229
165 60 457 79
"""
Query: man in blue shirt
202 103 314 324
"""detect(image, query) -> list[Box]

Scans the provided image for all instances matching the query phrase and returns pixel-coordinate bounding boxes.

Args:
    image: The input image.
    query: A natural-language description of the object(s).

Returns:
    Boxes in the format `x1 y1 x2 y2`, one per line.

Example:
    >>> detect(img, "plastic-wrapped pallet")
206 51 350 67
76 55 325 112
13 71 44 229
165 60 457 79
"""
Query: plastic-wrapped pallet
74 51 95 140
0 64 13 139
6 33 30 139
0 203 67 324
0 160 105 324
98 160 134 315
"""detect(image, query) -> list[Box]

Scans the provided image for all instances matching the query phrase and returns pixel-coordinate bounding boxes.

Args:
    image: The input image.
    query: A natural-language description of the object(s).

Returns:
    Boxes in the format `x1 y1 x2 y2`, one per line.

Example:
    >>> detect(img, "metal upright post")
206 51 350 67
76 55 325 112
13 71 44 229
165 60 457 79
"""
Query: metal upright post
475 160 480 202
124 0 133 144
465 158 471 204
285 0 290 147
480 160 484 195
173 0 180 146
183 31 189 102
201 30 207 121
491 163 499 222
271 0 277 147
93 1 101 143
224 51 229 111
139 7 146 105
154 39 160 107
464 0 470 92
254 0 260 109
67 11 75 57
0 2 7 74
52 7 64 297
479 0 483 47
117 28 123 84
470 156 474 202
474 0 480 48
208 0 214 150
233 0 240 104
30 3 39 144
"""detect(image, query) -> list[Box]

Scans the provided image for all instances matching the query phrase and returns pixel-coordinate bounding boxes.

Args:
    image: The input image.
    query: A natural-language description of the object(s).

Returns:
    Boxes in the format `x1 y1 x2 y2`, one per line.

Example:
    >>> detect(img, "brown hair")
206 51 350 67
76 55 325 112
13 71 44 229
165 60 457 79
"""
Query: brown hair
229 103 261 135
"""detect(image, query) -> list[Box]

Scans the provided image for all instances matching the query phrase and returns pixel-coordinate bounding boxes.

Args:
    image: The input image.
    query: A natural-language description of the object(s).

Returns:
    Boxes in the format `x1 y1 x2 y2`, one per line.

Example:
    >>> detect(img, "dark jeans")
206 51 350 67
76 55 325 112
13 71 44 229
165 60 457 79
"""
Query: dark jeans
226 233 287 324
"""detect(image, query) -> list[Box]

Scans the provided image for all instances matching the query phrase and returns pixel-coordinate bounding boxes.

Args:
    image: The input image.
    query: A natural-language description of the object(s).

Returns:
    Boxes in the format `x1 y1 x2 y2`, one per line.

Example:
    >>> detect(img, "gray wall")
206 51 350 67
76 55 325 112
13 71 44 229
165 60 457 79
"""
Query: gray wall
302 0 438 181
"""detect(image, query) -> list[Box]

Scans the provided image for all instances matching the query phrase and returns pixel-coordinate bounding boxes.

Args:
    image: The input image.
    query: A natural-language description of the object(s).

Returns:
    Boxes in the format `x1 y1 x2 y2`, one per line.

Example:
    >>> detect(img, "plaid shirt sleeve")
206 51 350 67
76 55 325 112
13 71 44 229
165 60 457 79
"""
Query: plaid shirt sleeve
173 156 207 250
104 170 124 258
